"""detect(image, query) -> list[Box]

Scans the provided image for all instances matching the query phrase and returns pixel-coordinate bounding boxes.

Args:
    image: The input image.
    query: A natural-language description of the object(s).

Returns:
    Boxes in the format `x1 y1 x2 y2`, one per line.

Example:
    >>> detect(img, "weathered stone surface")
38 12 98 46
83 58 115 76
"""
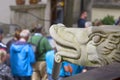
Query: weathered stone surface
49 24 120 67
10 4 46 29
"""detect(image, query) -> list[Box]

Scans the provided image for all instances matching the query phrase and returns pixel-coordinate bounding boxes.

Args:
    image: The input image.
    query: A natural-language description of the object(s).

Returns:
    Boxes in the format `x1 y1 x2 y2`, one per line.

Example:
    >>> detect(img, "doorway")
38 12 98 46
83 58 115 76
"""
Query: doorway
51 0 65 25
51 0 57 25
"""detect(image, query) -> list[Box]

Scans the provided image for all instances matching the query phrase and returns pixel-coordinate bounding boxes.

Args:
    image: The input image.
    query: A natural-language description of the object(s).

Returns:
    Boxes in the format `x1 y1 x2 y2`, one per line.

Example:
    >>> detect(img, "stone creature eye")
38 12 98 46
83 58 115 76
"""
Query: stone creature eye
93 35 101 43
89 33 107 46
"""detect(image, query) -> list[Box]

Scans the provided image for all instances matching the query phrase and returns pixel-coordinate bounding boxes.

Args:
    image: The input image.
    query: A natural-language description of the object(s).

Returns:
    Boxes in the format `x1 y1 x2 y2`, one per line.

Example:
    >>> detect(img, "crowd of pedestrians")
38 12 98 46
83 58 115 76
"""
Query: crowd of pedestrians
0 23 85 80
1 10 114 80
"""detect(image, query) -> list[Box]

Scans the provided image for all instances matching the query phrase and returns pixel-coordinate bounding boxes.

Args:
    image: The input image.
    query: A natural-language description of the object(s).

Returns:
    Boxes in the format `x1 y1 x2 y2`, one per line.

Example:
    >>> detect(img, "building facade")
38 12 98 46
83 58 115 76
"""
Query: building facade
92 0 120 21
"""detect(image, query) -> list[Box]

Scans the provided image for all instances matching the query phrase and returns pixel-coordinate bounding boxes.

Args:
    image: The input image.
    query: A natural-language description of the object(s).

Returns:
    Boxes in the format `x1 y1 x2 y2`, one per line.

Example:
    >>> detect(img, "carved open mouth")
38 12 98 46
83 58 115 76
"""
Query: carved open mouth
55 40 77 52
50 25 80 59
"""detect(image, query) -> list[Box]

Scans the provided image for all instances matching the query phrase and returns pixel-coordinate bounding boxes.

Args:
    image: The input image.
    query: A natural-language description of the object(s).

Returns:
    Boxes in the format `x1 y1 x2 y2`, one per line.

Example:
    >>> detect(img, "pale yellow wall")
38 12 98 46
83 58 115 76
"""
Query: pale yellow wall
92 8 120 21
0 0 48 24
0 0 15 24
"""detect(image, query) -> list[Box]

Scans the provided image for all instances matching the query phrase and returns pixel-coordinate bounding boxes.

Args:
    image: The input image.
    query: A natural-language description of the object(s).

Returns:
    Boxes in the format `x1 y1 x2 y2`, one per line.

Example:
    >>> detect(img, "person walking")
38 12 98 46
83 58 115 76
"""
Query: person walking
6 26 21 54
0 28 10 67
77 11 88 28
0 28 7 51
28 26 52 80
6 26 21 67
10 29 35 80
115 16 120 25
56 0 64 24
0 49 14 80
46 49 73 80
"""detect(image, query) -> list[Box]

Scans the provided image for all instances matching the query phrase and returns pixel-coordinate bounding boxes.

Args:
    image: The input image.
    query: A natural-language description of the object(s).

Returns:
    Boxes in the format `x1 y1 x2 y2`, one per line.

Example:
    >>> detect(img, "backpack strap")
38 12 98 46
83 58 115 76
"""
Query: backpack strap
35 36 44 54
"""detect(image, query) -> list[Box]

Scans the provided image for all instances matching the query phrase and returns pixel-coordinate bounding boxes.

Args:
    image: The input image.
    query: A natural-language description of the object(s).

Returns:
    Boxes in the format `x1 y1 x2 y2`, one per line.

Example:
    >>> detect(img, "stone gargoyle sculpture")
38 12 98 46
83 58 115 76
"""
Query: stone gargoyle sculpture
49 24 120 67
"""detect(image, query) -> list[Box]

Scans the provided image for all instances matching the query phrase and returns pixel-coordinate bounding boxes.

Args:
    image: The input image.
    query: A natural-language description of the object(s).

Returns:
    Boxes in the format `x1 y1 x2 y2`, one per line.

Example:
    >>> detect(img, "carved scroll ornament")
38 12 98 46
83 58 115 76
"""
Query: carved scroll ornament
49 24 120 67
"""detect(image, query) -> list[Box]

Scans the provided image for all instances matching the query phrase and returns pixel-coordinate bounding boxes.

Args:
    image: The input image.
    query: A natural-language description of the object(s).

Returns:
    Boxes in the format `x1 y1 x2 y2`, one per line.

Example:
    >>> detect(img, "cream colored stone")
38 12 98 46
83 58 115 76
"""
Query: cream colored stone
49 24 120 67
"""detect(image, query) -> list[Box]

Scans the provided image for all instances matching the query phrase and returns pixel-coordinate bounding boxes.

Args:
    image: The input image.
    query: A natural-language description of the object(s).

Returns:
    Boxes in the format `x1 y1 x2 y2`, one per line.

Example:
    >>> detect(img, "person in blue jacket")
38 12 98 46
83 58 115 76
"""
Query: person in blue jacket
46 49 72 80
10 29 35 80
70 63 84 76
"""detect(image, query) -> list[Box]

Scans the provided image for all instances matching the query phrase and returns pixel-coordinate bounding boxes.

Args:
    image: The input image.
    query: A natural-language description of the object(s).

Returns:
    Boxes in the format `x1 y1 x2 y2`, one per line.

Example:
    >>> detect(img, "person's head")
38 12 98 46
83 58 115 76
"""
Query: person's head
119 16 120 19
57 0 64 7
35 26 43 34
93 19 103 26
0 49 7 63
0 28 4 41
80 11 87 19
20 29 30 41
14 27 22 40
85 21 92 28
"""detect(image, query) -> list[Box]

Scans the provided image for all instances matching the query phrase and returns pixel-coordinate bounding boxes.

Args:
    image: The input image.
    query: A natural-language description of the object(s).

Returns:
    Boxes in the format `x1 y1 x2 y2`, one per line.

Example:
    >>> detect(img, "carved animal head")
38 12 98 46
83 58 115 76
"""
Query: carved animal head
49 24 120 67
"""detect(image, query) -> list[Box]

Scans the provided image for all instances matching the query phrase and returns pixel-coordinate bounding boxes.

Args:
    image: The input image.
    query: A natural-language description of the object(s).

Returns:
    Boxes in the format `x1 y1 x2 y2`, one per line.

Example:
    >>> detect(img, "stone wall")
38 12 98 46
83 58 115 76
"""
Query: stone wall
10 4 46 30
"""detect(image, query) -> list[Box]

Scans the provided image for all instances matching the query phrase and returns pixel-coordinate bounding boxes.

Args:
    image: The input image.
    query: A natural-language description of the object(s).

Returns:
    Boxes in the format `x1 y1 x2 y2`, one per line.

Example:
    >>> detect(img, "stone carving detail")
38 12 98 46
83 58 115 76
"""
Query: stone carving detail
49 24 120 67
